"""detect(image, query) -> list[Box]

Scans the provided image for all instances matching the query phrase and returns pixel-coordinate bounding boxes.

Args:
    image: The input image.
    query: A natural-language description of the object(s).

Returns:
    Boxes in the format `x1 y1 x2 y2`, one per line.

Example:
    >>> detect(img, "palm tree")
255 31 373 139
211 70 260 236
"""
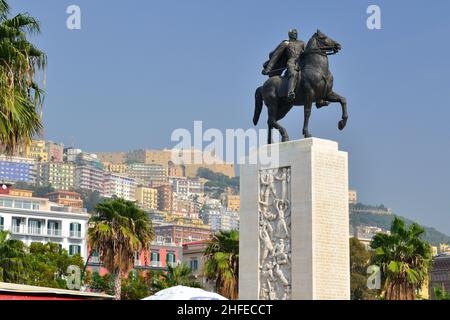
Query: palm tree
371 217 432 300
204 230 239 299
0 0 46 154
0 230 29 283
88 198 154 300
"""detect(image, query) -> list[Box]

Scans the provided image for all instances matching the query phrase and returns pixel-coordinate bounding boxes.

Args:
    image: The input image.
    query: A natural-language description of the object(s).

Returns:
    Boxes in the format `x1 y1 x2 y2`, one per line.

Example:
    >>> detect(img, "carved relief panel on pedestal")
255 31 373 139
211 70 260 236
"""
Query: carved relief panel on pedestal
258 167 291 300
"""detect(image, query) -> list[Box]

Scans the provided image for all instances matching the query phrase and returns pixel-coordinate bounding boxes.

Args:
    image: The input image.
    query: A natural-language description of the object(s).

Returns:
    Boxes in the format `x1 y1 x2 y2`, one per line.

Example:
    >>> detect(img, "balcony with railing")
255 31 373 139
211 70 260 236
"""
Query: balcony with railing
12 225 21 234
28 227 42 235
69 230 82 238
47 228 62 237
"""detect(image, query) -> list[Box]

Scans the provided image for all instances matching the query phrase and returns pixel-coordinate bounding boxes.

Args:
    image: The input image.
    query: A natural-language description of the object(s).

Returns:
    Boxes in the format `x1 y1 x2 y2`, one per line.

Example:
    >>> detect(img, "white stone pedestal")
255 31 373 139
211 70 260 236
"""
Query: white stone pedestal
239 138 350 300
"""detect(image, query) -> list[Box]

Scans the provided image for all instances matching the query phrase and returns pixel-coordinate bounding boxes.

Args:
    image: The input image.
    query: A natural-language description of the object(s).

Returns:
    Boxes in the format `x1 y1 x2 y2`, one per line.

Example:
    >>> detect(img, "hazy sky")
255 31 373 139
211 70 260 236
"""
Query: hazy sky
11 0 450 234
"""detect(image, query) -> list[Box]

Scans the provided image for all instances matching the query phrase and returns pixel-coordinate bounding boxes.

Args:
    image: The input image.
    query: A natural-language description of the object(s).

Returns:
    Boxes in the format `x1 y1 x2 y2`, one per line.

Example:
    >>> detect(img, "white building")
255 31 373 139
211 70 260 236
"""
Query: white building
0 194 89 260
75 165 104 194
103 173 137 201
65 148 82 163
171 177 204 197
201 207 239 232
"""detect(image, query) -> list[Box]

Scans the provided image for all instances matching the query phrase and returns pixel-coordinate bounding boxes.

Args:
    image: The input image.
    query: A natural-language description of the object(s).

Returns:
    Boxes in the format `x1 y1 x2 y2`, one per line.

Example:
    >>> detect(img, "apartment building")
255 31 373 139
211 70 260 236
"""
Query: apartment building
135 186 158 210
102 173 137 201
37 162 76 190
0 155 36 184
0 193 89 259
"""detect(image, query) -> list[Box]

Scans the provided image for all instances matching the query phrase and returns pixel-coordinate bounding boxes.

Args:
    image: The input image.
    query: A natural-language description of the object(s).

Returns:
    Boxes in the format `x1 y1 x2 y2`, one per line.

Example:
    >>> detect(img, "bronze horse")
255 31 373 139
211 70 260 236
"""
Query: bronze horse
253 30 348 144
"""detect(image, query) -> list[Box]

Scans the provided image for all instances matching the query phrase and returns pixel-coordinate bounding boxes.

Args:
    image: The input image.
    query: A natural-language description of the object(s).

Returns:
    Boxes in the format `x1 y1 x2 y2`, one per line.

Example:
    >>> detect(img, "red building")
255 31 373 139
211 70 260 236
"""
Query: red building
88 240 183 276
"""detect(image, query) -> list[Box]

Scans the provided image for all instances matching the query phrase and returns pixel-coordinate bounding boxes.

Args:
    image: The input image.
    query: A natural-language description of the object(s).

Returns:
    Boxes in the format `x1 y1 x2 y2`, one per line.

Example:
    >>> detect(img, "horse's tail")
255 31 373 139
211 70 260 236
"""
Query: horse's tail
253 86 264 126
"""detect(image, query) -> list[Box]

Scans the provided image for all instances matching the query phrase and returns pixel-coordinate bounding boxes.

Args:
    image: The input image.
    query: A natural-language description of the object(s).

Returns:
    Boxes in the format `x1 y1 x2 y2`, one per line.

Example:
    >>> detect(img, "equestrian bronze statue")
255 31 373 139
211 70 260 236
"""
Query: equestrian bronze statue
254 29 348 144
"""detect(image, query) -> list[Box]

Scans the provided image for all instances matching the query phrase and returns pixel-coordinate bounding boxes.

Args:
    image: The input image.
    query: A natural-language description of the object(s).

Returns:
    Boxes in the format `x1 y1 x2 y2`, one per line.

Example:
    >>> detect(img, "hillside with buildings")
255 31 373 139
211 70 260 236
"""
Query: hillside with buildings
0 140 240 280
349 190 450 248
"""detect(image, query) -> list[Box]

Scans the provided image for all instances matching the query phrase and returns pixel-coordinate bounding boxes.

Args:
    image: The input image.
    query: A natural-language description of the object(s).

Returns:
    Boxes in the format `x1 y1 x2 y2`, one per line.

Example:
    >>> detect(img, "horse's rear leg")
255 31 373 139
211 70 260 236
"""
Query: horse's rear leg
326 91 348 130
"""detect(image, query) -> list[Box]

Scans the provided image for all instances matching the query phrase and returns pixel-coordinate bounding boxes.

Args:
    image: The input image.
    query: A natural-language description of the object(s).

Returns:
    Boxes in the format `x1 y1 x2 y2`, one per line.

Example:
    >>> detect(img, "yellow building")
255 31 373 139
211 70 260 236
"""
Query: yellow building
9 189 33 198
135 186 158 210
224 194 240 211
102 162 128 174
439 243 450 254
25 140 48 162
431 246 438 257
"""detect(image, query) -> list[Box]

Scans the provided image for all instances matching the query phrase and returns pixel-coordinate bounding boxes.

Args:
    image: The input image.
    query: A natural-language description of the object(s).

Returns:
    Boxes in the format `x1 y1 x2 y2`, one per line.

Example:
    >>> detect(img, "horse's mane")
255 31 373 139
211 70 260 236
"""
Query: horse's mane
305 32 319 52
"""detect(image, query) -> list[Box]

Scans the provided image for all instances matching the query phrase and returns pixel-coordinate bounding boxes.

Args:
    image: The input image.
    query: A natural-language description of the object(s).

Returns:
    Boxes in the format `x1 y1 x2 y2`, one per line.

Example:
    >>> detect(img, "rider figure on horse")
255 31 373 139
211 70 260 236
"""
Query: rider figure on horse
262 29 304 103
262 29 329 108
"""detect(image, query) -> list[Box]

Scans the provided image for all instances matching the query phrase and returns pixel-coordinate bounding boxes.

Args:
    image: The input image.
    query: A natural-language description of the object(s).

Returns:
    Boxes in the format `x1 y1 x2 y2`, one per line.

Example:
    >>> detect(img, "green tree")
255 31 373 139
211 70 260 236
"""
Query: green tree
371 217 432 300
153 263 202 291
121 270 153 300
433 286 450 300
204 230 239 299
73 189 104 213
0 0 46 154
0 230 28 283
349 237 378 300
26 242 84 289
0 231 85 289
88 198 154 299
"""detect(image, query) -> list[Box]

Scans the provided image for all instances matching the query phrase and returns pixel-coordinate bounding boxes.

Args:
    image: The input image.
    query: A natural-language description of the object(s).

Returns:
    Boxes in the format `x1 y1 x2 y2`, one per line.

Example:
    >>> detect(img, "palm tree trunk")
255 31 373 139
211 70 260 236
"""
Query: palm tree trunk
114 272 122 300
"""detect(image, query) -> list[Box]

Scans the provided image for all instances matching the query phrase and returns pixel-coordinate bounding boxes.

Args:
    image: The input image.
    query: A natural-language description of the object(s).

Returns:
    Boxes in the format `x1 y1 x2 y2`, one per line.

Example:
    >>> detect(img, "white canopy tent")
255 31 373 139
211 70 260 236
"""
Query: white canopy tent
141 286 227 300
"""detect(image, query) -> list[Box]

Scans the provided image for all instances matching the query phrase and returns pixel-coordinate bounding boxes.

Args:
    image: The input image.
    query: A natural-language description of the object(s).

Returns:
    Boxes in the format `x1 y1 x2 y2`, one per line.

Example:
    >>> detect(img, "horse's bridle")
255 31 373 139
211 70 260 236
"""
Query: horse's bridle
304 34 338 56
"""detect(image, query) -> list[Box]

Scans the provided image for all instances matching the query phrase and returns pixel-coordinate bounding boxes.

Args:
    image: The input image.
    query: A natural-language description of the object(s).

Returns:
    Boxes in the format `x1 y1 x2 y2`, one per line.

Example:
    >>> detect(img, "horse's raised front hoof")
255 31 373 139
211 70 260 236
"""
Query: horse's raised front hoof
338 119 347 131
282 135 290 143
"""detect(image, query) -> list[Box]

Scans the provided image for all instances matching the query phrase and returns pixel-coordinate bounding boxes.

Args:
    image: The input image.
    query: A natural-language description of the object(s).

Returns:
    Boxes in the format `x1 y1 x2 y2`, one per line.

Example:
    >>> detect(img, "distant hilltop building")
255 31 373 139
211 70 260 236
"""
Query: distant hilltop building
97 149 235 178
94 152 126 165
349 189 358 204
350 203 392 215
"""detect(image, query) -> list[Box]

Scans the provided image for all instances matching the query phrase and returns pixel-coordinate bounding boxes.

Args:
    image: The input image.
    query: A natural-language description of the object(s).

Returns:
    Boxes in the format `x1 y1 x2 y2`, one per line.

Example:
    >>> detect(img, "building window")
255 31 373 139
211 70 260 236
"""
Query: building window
47 221 61 236
28 219 42 235
0 216 3 231
70 222 81 238
151 251 160 262
189 259 199 272
69 245 81 256
166 252 176 267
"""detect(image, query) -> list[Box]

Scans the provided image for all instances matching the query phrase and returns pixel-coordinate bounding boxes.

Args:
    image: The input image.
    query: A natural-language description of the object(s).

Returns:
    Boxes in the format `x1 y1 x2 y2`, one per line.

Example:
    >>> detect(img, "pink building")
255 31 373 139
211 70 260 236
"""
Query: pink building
88 240 182 276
